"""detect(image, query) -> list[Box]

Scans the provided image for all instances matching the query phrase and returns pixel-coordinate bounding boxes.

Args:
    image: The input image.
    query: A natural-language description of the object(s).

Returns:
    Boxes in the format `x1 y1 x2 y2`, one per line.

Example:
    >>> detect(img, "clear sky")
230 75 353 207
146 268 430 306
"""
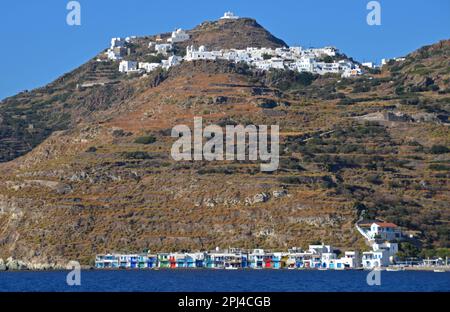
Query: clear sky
0 0 449 100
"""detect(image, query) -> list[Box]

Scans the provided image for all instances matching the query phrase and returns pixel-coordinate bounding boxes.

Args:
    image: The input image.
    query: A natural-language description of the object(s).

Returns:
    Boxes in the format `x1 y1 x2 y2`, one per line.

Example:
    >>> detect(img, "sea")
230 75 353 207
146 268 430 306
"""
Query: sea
0 269 449 292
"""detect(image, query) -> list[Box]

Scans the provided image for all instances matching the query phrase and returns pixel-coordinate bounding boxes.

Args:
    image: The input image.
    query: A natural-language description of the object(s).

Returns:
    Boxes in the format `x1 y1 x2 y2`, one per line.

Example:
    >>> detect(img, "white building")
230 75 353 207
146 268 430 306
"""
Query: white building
106 37 128 60
185 45 218 61
111 37 126 49
182 45 360 76
220 11 239 20
161 55 183 69
362 62 375 68
309 244 334 255
125 36 137 43
342 67 362 78
167 29 190 43
139 62 161 73
119 60 138 73
365 222 402 241
362 250 390 269
155 43 173 55
373 241 399 262
291 57 315 72
314 61 340 74
107 47 127 61
338 251 361 268
253 58 285 70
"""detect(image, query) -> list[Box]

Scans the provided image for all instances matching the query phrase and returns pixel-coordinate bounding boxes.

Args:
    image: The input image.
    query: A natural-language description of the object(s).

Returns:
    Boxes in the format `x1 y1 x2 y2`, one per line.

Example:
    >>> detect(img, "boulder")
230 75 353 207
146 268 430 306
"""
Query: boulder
0 258 6 271
6 257 28 270
273 189 288 198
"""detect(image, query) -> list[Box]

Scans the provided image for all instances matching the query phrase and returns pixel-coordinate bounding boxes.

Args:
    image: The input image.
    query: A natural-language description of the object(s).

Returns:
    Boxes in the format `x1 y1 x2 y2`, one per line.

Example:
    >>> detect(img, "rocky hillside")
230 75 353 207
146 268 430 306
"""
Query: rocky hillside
384 39 450 94
187 18 288 50
0 20 448 265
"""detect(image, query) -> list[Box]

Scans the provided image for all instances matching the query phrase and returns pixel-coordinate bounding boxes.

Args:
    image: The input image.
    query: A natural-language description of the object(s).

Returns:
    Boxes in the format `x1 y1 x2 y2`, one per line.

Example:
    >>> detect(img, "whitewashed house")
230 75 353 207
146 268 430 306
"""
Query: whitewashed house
185 45 218 61
125 36 137 43
314 61 340 74
139 62 161 73
220 11 239 20
321 46 337 57
106 37 128 60
362 62 375 68
372 241 399 263
107 47 127 61
111 37 126 49
155 43 173 55
342 67 362 78
362 250 390 269
366 222 402 241
293 57 315 72
161 55 182 69
253 58 285 71
336 251 361 269
309 244 334 255
119 60 138 73
167 29 190 43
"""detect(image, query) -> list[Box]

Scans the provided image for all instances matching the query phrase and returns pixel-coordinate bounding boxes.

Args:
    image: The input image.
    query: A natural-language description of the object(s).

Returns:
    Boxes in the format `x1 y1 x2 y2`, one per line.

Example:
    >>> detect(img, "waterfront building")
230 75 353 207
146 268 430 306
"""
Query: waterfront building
271 252 282 269
248 249 265 269
362 250 390 269
338 251 361 268
158 253 170 268
320 252 338 269
95 254 119 269
146 253 158 268
137 254 148 269
223 253 244 269
93 246 367 270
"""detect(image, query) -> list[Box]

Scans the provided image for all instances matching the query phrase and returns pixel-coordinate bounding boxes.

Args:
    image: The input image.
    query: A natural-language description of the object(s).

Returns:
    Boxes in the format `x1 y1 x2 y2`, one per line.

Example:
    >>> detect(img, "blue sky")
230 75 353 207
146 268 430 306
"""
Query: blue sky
0 0 449 100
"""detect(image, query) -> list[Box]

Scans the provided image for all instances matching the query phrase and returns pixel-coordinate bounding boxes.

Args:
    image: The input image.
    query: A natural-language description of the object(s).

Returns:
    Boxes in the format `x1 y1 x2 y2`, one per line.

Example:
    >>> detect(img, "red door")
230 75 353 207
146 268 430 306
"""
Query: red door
169 256 176 268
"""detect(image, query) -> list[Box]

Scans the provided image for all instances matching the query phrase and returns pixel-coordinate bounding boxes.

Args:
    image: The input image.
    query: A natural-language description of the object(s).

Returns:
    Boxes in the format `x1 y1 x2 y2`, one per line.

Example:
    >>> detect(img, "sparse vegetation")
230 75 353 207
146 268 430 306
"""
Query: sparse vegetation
134 135 157 145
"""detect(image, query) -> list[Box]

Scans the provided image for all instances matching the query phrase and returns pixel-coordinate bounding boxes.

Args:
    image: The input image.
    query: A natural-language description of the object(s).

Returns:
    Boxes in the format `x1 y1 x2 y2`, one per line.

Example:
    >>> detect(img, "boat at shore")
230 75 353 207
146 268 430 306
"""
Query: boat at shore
433 269 446 273
386 267 405 272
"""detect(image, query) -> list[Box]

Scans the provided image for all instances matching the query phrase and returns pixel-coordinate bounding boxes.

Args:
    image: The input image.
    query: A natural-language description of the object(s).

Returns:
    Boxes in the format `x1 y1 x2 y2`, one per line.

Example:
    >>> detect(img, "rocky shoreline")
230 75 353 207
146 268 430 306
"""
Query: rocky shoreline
0 258 91 271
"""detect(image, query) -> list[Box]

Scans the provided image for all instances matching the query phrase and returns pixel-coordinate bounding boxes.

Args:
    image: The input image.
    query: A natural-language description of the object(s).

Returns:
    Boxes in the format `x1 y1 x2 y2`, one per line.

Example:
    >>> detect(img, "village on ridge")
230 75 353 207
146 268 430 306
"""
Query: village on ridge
101 12 402 79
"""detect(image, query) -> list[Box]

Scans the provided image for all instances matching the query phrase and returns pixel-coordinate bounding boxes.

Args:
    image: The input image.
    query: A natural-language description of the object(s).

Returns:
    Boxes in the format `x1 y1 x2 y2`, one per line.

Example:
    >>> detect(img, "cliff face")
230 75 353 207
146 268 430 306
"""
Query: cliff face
0 19 448 264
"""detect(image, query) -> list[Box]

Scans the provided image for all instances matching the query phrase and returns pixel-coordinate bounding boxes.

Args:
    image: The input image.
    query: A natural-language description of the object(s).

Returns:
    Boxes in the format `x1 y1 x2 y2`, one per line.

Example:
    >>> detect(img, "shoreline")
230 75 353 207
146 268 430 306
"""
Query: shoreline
1 266 448 273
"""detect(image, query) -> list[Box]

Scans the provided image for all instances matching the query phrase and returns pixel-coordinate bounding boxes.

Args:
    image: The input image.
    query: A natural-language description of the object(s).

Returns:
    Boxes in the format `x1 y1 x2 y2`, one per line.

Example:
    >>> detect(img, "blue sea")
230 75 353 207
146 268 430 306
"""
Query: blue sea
0 270 449 292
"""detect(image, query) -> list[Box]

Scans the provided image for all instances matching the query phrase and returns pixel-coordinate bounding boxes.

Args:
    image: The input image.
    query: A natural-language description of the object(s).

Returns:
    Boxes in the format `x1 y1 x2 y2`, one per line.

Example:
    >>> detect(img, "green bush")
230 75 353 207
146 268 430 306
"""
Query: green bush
429 164 450 171
134 135 156 145
122 151 152 159
430 145 449 154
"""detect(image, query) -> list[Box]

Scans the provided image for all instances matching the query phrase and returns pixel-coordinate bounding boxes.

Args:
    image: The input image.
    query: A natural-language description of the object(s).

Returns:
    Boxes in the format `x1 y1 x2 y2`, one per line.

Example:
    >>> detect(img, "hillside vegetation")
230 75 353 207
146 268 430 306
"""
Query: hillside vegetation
0 20 448 265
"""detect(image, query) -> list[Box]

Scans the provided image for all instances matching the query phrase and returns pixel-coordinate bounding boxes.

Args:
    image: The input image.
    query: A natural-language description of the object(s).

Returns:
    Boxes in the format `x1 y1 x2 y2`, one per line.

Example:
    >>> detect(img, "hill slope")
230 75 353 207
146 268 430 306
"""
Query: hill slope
0 21 448 265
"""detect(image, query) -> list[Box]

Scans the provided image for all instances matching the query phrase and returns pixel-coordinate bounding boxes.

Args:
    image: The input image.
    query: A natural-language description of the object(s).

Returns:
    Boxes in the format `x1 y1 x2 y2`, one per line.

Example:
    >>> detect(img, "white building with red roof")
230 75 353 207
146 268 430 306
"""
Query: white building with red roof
368 222 402 241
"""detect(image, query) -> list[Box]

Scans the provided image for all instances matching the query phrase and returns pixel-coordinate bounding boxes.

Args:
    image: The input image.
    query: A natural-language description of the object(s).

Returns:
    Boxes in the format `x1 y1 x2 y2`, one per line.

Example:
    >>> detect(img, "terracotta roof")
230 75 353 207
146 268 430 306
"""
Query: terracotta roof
374 222 398 228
